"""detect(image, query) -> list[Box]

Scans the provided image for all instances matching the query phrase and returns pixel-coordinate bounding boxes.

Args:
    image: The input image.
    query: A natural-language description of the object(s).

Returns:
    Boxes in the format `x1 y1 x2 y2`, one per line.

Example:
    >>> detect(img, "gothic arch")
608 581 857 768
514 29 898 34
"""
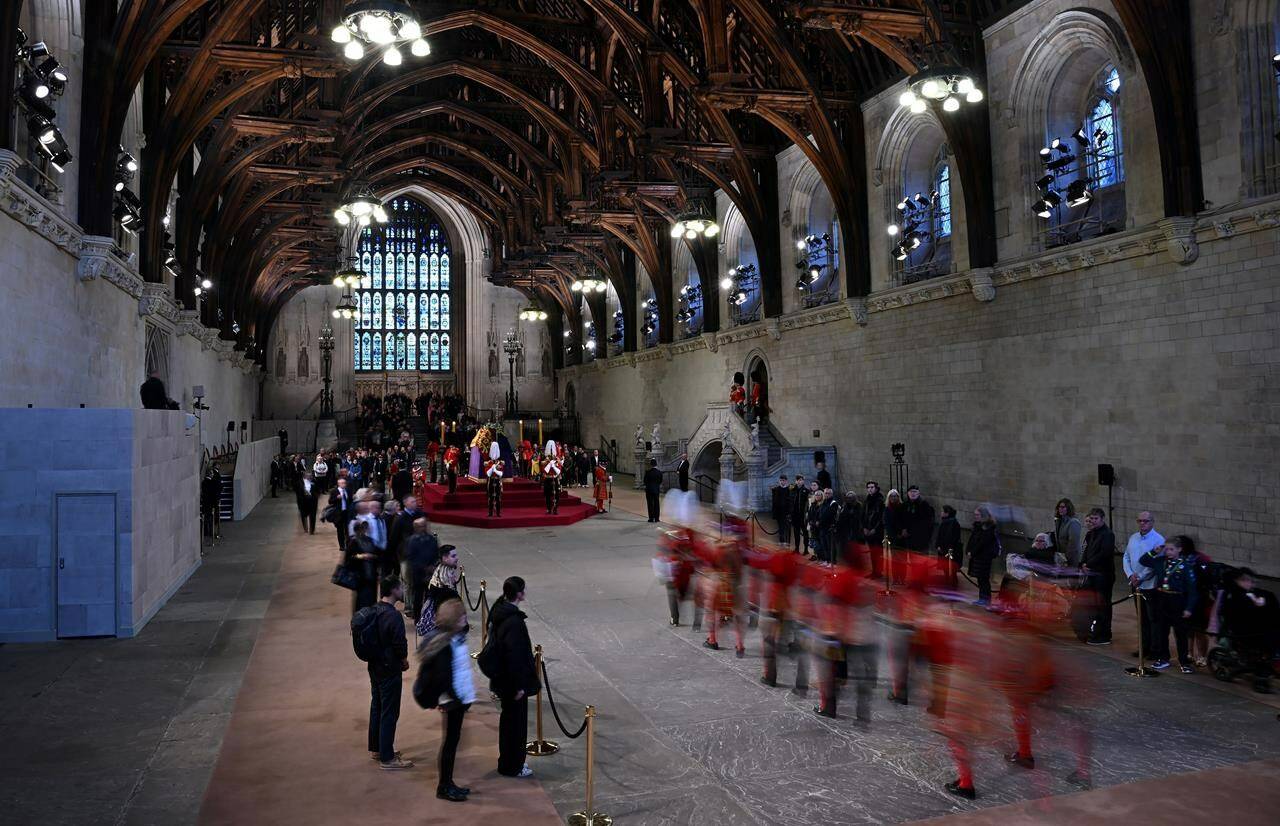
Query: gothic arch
1236 0 1280 197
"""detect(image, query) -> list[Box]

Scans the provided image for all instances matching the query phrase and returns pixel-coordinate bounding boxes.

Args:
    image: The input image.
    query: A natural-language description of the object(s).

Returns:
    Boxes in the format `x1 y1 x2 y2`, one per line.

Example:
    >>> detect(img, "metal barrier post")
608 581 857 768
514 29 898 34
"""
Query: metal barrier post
567 706 610 826
526 645 560 756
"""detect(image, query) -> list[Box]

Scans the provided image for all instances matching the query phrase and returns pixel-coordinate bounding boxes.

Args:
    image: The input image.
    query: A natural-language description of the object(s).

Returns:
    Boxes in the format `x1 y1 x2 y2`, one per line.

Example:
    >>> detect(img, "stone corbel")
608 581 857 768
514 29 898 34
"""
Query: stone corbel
138 282 180 327
845 297 868 326
660 343 674 362
969 270 996 303
198 327 221 351
701 331 719 353
176 310 203 339
1213 218 1236 238
1158 217 1199 265
77 235 145 297
764 317 782 341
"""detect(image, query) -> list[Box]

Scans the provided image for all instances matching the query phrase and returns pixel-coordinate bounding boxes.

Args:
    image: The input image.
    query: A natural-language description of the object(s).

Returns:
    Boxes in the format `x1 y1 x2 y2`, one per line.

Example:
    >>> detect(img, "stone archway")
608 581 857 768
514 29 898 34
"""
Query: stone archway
691 440 723 504
745 351 769 426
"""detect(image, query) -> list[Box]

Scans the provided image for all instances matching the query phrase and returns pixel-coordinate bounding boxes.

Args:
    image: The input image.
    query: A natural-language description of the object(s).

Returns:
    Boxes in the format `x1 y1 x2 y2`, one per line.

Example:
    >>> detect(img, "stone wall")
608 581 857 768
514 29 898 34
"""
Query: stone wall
0 408 201 642
232 436 279 521
563 204 1280 575
129 410 201 631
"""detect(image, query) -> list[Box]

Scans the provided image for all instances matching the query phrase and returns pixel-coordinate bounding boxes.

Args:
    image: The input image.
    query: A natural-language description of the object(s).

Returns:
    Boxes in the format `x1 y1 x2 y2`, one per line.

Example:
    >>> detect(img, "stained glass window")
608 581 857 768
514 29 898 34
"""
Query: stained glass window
935 162 952 237
352 196 455 372
1086 66 1123 188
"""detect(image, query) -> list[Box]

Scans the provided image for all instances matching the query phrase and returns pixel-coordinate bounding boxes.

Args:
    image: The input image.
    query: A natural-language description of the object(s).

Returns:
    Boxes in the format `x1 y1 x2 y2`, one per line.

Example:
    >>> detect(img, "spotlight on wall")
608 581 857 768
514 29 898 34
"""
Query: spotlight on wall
1065 179 1092 208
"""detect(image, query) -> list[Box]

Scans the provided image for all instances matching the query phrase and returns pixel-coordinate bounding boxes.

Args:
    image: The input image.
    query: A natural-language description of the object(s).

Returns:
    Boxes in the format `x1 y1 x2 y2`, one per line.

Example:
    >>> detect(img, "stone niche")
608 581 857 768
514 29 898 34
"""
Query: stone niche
0 408 201 642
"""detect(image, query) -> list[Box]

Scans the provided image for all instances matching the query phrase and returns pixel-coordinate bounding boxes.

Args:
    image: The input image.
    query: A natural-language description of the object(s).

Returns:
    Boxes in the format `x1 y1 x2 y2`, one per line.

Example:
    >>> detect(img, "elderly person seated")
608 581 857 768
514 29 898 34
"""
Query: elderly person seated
998 533 1070 615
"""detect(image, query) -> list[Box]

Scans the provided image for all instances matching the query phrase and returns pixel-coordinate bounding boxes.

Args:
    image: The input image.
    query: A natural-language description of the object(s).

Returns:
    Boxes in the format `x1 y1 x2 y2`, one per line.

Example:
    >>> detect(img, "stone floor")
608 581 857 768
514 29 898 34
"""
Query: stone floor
2 490 1279 825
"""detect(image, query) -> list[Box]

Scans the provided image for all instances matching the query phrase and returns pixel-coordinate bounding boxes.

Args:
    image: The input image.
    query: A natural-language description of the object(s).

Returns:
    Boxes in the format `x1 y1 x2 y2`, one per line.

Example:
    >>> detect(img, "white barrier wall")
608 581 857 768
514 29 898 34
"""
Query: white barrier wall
233 436 280 521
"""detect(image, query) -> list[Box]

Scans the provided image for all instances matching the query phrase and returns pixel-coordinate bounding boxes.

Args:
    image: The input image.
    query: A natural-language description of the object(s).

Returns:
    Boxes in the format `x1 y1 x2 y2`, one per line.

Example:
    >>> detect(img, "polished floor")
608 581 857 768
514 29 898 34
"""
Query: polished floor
2 491 1279 824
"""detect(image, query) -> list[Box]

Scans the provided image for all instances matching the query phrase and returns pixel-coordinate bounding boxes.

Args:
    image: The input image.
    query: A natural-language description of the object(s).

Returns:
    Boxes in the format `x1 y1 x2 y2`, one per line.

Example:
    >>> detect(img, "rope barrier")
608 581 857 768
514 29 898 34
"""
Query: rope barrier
749 513 780 537
540 658 588 739
459 573 483 612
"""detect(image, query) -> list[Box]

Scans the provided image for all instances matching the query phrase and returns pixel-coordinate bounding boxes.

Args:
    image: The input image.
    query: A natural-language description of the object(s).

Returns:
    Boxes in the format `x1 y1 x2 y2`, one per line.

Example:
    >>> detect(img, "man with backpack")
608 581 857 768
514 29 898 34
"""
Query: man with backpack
478 576 540 778
353 575 412 769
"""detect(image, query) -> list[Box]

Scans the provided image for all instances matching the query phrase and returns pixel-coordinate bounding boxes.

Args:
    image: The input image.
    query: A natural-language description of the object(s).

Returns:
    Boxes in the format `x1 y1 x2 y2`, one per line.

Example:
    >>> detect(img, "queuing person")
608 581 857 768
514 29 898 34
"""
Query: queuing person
789 475 810 554
313 454 330 495
902 486 936 553
201 466 222 539
344 519 380 612
359 575 411 770
413 599 475 802
328 478 355 551
964 506 1000 606
1079 508 1117 646
676 452 690 492
860 482 885 575
834 492 862 568
296 472 318 534
1140 536 1199 672
643 459 663 522
1054 498 1083 567
487 576 539 778
815 460 832 492
806 489 824 560
771 476 792 547
818 489 838 564
1220 568 1279 693
402 517 439 622
1122 510 1164 659
935 505 962 588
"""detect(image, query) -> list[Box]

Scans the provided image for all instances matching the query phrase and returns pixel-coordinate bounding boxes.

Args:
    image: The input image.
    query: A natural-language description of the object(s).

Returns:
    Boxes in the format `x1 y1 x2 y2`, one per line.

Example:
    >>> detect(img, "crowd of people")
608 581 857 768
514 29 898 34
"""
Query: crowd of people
659 483 1278 799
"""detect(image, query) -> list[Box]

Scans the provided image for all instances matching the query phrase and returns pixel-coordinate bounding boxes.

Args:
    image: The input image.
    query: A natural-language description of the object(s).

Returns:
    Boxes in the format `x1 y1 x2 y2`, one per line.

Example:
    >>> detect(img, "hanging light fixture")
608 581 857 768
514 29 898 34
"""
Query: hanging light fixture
331 1 430 65
669 203 720 241
518 304 548 322
333 290 358 320
898 67 983 114
332 257 363 288
570 274 608 293
333 181 388 227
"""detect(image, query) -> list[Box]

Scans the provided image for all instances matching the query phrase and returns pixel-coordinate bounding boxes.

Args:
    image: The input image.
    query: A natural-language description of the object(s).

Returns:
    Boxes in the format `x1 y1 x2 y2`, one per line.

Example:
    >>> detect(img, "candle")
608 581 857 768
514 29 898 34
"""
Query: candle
537 418 543 444
440 421 445 443
519 420 524 442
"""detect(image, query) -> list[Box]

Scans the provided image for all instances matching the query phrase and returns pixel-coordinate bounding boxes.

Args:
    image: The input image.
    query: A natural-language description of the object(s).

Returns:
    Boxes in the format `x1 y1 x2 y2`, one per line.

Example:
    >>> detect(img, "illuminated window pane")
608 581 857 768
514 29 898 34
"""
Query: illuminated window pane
406 332 416 367
440 254 450 289
936 163 952 237
372 333 382 370
419 332 429 369
440 295 450 330
371 293 382 329
407 293 416 330
407 254 417 290
372 253 382 289
440 333 451 370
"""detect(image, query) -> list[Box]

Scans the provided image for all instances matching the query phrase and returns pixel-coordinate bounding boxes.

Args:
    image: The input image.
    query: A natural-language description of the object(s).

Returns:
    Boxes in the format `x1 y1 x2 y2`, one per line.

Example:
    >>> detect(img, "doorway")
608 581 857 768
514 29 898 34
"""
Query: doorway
55 493 118 638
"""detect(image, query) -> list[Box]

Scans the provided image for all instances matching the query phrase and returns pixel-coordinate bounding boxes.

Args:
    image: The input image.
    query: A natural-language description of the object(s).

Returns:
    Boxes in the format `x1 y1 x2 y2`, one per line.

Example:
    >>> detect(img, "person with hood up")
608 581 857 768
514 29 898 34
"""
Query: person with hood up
486 576 540 778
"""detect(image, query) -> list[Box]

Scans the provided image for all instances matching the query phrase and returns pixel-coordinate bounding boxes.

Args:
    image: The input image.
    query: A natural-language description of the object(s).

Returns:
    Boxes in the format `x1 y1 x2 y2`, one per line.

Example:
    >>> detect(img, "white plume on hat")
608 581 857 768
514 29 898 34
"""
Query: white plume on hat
544 439 558 457
717 479 749 517
489 441 501 460
663 489 698 528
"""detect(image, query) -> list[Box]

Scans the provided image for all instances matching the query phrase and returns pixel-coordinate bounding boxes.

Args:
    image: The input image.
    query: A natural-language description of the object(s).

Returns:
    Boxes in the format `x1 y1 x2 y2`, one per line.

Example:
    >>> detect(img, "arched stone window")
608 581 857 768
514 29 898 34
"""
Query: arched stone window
1236 0 1280 198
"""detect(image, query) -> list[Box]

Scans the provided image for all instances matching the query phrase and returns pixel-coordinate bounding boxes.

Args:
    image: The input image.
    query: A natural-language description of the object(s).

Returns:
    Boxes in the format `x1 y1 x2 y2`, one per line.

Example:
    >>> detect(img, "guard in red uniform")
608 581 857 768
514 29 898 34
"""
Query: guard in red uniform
592 461 610 513
749 546 802 687
702 528 746 656
819 565 876 721
443 444 460 494
484 444 504 517
426 440 440 483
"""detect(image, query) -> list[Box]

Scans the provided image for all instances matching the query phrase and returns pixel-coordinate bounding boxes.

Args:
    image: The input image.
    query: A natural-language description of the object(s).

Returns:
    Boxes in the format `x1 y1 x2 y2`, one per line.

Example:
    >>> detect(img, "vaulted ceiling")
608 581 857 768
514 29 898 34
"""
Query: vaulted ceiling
65 0 1194 362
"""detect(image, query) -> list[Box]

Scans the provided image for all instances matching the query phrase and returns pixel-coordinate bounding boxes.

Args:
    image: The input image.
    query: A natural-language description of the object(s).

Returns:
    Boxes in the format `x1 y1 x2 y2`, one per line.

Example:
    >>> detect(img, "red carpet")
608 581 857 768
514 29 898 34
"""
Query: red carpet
416 477 598 528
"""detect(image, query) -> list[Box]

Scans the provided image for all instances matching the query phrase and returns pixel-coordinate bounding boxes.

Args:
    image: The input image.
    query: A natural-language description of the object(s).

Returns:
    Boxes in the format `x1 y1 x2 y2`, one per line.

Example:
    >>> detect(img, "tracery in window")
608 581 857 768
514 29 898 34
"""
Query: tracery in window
351 196 454 372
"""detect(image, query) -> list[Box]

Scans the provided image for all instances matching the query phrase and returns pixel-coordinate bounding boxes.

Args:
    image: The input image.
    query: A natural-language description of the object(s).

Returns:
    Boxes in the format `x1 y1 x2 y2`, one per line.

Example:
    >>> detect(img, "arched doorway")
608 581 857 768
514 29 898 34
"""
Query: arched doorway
565 381 577 415
691 441 722 504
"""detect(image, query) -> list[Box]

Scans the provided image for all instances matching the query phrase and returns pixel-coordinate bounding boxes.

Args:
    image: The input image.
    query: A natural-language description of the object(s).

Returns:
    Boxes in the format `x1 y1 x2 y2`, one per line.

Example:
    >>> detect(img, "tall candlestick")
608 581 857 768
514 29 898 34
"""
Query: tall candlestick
519 420 524 443
440 421 445 443
538 418 543 444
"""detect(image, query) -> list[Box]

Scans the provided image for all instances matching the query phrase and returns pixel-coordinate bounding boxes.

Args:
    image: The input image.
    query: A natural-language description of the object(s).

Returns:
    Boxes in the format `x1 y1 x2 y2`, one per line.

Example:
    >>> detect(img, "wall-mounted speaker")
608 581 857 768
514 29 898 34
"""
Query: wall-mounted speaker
1098 463 1115 486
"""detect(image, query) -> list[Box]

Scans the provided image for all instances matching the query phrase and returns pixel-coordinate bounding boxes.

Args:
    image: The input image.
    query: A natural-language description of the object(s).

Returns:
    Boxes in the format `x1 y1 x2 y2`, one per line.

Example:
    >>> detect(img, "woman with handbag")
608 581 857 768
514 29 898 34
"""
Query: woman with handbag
344 519 379 613
415 546 461 638
412 599 475 803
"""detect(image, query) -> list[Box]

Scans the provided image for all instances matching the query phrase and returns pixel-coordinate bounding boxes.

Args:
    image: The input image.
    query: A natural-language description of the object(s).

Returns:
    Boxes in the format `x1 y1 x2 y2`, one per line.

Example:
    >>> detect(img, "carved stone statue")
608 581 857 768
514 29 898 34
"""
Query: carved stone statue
651 422 661 447
720 419 732 445
750 421 761 452
634 425 644 448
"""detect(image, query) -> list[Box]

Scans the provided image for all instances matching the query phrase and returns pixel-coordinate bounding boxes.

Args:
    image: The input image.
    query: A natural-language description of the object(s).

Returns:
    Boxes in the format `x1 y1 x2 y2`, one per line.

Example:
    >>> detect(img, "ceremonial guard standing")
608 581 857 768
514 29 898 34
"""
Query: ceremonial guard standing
443 444 460 494
541 440 562 515
485 443 504 517
593 460 611 514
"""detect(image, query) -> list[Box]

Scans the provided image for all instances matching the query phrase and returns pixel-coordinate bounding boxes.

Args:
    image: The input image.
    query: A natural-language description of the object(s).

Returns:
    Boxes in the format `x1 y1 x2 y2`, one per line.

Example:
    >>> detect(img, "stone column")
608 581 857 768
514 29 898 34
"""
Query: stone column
745 448 767 513
632 443 647 490
718 447 736 505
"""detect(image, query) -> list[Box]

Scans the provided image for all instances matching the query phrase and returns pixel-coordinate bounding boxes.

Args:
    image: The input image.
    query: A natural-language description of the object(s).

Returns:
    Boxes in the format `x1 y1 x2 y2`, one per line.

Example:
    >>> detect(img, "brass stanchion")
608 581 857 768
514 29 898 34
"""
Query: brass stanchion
470 580 488 660
878 537 896 596
526 645 560 756
1125 591 1159 678
567 706 611 826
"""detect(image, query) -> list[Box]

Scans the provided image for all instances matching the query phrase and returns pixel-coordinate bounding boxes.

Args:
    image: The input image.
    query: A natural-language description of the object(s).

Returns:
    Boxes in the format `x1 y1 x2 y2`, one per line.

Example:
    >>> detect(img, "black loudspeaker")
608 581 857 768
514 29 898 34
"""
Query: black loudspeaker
813 450 826 465
1098 463 1115 486
226 421 235 432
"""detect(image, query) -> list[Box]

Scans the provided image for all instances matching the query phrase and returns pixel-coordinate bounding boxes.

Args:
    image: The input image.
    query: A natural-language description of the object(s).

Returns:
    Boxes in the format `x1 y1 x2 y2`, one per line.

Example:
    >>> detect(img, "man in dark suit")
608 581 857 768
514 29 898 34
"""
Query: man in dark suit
1081 507 1117 645
676 453 690 492
643 459 663 522
296 473 318 534
327 478 355 550
770 476 791 547
201 467 222 538
269 457 281 498
902 485 936 552
391 463 414 504
389 495 422 565
789 475 810 554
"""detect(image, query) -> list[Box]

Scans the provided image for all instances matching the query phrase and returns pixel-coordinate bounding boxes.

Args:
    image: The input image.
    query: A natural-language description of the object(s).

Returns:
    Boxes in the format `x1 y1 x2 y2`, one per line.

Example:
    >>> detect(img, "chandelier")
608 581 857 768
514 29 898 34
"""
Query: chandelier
518 304 548 322
332 290 358 320
333 182 388 227
570 275 607 293
331 1 430 65
898 67 983 113
332 257 363 288
669 204 720 240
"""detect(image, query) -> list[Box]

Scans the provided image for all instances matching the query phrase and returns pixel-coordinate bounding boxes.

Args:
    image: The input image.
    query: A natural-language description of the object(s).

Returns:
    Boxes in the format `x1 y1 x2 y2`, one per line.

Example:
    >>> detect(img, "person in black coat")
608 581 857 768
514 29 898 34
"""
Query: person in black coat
676 453 690 493
391 464 414 505
327 478 356 551
935 505 963 588
964 506 1000 605
487 577 540 778
200 467 222 538
815 461 832 492
789 475 809 554
818 492 839 564
295 472 318 534
902 486 936 552
834 492 862 566
344 519 380 612
770 476 792 547
402 521 440 622
140 371 174 410
860 483 885 574
643 459 663 522
1079 507 1117 644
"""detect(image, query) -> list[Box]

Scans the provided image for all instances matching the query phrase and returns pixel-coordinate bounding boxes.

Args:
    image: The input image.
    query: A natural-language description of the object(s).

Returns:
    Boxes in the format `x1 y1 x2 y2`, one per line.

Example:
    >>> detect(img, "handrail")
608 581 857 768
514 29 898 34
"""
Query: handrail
295 389 325 420
598 435 617 468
